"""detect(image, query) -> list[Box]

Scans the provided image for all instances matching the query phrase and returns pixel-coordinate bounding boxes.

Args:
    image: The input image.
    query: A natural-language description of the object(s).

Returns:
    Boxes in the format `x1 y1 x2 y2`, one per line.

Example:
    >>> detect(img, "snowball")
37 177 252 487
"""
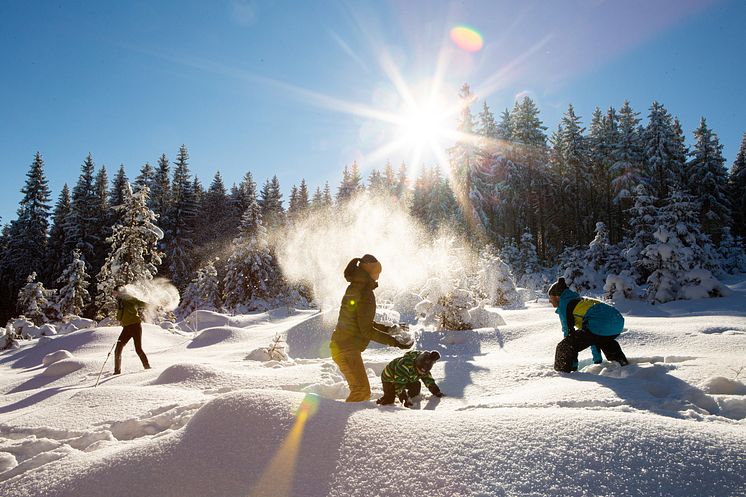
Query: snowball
42 350 74 366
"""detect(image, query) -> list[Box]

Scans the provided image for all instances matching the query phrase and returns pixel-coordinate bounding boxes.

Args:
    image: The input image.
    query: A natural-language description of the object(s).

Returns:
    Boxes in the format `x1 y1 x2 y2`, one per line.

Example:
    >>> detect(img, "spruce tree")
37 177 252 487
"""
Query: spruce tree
167 145 198 290
223 199 278 311
95 184 164 317
730 132 746 240
643 101 680 200
624 185 659 283
178 258 222 317
64 154 100 276
134 162 155 192
5 153 52 291
686 117 732 241
259 175 285 228
46 184 71 282
56 249 91 318
16 272 53 325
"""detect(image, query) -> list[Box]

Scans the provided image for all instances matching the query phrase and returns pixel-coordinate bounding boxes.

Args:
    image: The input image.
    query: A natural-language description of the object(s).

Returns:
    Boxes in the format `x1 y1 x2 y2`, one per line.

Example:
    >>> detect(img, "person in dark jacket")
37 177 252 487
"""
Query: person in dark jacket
549 277 629 372
330 254 412 402
113 286 151 374
376 350 444 408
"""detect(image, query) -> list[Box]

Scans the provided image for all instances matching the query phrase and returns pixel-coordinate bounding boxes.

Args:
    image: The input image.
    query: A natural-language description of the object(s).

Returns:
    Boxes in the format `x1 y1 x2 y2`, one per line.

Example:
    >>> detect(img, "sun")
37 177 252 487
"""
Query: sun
397 99 450 147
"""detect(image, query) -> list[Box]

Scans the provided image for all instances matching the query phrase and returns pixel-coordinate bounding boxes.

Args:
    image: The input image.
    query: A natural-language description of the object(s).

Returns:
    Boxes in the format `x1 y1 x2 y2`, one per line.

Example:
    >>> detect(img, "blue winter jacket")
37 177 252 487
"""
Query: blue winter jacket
554 288 624 362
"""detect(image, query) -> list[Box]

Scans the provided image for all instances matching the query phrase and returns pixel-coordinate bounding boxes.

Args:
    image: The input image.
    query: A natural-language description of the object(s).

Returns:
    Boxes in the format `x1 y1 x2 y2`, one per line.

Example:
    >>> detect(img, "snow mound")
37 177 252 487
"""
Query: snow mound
179 310 272 332
188 327 253 348
151 363 247 391
0 452 17 472
286 311 333 359
415 329 482 356
41 350 74 366
42 358 86 377
467 304 506 328
701 376 746 395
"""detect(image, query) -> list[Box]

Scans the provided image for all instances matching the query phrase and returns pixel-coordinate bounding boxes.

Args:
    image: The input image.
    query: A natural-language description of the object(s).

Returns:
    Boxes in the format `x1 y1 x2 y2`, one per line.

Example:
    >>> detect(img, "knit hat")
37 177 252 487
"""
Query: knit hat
414 350 441 373
360 254 379 264
548 277 568 297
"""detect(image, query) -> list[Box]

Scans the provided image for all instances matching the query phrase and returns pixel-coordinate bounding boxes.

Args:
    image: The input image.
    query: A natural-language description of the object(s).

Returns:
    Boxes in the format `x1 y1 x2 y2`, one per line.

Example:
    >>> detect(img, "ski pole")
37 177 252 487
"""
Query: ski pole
95 340 118 387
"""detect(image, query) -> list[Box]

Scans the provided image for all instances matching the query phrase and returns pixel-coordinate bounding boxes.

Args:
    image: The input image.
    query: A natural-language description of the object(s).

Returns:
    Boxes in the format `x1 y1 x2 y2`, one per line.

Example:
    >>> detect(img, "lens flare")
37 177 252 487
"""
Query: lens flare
450 25 484 52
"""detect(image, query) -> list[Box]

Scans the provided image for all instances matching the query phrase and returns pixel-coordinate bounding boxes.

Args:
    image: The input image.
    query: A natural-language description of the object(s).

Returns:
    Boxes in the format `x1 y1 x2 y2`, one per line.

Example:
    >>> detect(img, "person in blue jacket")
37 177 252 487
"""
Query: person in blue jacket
548 277 629 372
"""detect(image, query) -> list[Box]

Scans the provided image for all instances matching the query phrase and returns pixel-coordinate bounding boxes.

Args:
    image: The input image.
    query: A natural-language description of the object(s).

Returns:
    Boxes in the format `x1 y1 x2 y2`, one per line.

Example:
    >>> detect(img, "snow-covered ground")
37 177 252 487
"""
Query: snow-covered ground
2 278 746 497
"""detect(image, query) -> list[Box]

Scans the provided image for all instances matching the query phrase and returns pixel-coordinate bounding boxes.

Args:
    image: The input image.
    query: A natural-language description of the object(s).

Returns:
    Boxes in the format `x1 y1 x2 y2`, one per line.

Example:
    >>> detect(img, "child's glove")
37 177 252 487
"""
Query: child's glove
428 385 444 398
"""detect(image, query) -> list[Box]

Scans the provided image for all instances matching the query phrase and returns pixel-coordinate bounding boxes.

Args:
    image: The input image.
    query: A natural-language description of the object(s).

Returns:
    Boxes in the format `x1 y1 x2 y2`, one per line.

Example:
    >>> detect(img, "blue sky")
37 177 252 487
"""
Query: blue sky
1 0 744 224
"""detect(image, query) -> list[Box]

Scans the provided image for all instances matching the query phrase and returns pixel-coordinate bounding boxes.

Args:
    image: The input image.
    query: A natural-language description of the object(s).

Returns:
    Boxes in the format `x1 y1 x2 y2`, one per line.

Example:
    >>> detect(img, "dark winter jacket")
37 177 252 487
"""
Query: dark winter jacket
117 295 146 326
381 351 438 395
330 263 399 353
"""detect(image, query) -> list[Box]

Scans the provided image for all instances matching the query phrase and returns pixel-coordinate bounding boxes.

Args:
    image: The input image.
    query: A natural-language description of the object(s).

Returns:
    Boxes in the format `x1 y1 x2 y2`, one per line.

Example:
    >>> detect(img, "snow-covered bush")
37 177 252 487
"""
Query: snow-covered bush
679 268 731 300
718 228 746 274
178 258 223 318
16 272 56 325
55 249 90 318
604 271 640 300
468 303 506 328
246 334 291 362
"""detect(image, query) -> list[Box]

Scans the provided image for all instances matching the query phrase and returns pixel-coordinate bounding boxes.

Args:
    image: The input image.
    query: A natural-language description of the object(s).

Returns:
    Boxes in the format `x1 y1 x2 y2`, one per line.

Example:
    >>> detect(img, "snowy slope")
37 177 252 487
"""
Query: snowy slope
1 280 745 497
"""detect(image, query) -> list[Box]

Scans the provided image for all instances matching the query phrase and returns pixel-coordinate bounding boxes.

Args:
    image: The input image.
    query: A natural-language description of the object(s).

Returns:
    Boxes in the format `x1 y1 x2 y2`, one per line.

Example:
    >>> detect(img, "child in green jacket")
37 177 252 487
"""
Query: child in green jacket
376 350 444 407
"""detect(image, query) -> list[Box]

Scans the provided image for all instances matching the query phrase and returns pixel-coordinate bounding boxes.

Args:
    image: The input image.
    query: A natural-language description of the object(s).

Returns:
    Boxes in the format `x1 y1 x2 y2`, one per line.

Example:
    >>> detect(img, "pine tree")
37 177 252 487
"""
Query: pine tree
259 175 285 228
55 249 91 318
611 101 644 237
196 171 230 254
718 227 746 274
496 108 513 141
555 104 590 244
448 84 481 238
134 162 155 192
95 184 164 317
4 153 52 291
46 184 71 282
167 145 198 289
517 230 543 291
64 154 100 276
730 133 746 240
336 163 364 203
109 165 129 234
230 171 257 229
624 185 659 282
686 117 732 241
643 101 681 201
223 199 279 311
178 258 222 317
150 154 171 235
91 165 111 274
16 272 53 325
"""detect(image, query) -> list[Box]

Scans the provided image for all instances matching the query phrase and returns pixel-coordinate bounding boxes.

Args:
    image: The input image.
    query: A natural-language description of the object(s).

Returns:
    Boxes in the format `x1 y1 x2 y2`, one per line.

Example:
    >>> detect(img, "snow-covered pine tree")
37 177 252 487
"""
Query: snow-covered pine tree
611 101 644 205
109 165 129 227
64 154 101 278
149 154 171 238
559 245 589 291
3 153 51 292
223 199 279 311
624 185 659 283
134 162 155 192
259 175 285 228
91 165 111 276
95 184 164 317
55 248 91 318
584 221 611 288
476 246 523 308
729 132 746 240
670 117 689 189
46 184 71 282
686 117 732 241
557 104 590 244
16 272 53 325
195 171 231 258
498 238 521 277
178 258 222 318
167 145 198 290
517 230 544 292
643 101 681 201
718 227 746 274
229 171 257 229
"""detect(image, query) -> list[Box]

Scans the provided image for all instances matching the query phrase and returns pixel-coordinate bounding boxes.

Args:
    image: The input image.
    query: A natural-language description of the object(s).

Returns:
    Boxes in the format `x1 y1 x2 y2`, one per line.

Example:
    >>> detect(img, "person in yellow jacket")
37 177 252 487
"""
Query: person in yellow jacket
113 286 151 374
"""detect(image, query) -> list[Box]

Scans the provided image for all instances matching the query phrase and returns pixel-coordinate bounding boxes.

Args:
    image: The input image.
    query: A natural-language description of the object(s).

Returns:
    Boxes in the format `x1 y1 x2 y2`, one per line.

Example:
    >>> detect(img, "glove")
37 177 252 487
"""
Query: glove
428 385 444 398
397 339 413 350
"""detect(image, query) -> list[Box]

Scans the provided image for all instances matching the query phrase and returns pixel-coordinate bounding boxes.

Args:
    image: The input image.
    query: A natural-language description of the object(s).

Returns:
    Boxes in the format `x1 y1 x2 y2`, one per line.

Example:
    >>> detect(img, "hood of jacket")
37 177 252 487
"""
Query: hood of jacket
344 262 378 289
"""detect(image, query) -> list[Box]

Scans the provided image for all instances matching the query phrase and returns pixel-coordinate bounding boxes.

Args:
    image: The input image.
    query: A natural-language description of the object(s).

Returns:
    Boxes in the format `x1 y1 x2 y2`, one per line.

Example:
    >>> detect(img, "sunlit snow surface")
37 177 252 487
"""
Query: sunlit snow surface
2 279 746 497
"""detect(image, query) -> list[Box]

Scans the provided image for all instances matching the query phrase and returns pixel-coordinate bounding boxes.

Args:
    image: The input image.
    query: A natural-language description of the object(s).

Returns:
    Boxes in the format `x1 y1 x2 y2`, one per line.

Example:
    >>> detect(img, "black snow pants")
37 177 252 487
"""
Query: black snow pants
114 323 150 373
377 380 421 404
554 329 628 373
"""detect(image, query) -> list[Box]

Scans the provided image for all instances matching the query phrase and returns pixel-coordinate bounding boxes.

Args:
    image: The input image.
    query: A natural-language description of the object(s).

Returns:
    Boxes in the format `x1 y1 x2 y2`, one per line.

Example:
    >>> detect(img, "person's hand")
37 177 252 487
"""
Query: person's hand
397 339 413 349
428 385 444 398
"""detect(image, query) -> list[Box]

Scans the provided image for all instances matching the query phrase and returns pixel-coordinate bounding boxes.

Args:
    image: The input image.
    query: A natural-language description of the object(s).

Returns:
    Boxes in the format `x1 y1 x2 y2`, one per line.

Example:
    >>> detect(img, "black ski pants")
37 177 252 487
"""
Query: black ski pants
378 380 421 404
114 323 150 373
554 329 628 372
